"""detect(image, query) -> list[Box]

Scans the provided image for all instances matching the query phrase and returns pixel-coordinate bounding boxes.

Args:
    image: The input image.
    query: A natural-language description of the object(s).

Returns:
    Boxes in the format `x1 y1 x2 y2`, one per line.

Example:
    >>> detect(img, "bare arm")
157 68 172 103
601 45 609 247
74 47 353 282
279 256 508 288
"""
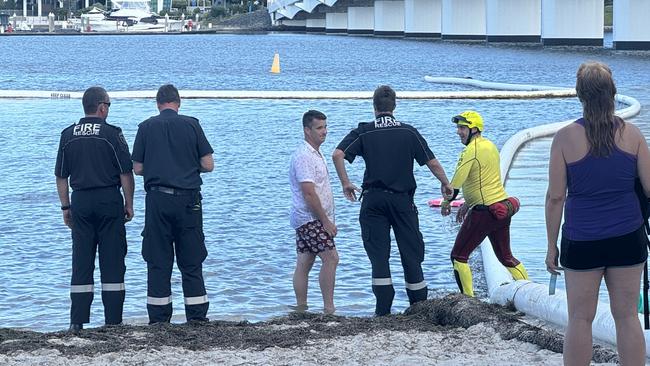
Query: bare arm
300 182 336 237
545 133 567 275
56 176 72 229
200 154 214 173
120 172 135 222
332 148 360 202
133 161 144 176
635 127 650 197
425 159 453 197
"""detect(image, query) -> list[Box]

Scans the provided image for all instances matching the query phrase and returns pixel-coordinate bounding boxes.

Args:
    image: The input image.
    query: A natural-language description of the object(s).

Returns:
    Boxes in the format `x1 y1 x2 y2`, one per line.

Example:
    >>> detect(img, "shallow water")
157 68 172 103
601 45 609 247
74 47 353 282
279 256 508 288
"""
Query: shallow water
0 33 648 331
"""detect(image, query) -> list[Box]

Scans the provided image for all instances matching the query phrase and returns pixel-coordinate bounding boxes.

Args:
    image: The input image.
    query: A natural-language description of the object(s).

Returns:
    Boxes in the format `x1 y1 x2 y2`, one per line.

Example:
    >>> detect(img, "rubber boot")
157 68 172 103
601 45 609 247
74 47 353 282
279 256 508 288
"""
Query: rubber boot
453 260 474 297
507 263 529 280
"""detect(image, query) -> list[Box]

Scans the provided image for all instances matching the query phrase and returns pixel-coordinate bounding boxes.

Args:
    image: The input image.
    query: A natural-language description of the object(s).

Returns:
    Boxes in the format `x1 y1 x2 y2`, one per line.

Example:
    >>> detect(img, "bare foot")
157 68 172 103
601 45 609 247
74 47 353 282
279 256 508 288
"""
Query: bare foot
288 304 309 312
324 307 335 315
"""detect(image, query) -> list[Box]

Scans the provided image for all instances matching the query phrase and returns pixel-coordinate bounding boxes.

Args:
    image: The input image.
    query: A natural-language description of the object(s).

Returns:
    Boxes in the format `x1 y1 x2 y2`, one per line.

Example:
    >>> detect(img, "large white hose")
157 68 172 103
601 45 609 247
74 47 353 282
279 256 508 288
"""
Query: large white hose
424 76 647 353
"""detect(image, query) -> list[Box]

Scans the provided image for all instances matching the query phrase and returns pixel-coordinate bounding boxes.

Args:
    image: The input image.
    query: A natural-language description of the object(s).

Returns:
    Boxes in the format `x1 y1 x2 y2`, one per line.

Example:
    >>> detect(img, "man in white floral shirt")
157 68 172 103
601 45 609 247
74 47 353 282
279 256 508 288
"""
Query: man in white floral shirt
289 110 339 315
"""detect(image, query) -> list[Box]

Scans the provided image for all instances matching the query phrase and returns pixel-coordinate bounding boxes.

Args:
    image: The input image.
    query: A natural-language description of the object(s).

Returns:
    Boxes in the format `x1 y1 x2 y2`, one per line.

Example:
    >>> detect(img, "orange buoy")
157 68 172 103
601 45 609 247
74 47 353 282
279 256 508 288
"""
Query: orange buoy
270 52 280 74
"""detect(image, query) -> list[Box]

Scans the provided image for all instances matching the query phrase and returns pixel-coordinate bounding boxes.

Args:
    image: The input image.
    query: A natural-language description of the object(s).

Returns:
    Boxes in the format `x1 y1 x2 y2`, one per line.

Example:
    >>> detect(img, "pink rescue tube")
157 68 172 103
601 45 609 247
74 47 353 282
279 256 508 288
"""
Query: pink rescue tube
428 198 464 207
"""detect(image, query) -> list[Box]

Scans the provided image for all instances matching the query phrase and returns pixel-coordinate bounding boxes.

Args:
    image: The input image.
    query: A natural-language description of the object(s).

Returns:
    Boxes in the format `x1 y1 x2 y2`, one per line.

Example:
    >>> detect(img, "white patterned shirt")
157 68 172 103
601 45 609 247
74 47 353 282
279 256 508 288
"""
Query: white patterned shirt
289 141 335 229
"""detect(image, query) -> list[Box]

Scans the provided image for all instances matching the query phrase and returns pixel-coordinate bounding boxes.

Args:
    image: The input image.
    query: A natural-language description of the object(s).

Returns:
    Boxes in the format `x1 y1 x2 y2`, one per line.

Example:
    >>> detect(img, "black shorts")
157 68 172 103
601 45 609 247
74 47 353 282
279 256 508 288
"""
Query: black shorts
560 225 649 270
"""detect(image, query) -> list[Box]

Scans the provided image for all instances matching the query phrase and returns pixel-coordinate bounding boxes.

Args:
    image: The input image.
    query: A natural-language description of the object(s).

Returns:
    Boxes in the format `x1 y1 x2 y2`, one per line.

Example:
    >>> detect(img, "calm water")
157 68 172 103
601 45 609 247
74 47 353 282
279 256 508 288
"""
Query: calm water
0 33 649 332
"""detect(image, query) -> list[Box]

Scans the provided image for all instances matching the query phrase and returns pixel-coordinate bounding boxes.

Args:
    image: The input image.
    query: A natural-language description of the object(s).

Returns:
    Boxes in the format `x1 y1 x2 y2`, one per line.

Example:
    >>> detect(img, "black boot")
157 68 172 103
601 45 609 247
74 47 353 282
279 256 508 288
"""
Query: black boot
68 323 83 333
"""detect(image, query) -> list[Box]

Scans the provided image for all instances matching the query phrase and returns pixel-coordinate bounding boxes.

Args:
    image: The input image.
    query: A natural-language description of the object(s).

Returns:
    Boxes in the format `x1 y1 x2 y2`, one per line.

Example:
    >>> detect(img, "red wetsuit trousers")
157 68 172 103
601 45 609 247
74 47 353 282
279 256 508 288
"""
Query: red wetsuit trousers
451 207 520 268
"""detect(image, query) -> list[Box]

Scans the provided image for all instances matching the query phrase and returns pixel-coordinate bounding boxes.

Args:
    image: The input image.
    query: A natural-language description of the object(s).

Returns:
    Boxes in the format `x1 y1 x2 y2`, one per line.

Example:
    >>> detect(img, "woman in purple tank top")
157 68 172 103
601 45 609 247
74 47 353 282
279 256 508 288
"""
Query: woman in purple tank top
545 61 650 365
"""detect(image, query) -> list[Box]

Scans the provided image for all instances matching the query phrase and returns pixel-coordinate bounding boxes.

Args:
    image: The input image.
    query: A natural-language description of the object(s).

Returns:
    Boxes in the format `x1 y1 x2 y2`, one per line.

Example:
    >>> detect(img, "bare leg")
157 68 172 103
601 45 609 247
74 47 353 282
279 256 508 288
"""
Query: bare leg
317 248 339 314
604 264 645 366
293 252 315 309
563 268 603 366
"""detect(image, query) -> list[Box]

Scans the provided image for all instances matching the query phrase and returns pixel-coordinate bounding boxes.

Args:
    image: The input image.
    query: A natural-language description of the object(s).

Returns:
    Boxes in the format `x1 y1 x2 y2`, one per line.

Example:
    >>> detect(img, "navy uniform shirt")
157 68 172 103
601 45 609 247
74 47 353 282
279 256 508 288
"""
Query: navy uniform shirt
336 113 435 193
55 117 133 191
132 109 213 190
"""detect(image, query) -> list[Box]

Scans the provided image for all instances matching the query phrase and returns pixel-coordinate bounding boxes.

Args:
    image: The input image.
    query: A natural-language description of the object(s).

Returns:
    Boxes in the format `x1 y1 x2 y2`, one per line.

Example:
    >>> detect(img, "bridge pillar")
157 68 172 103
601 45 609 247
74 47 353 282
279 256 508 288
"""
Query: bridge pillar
404 0 441 38
441 0 486 40
306 17 326 33
486 0 540 43
541 0 603 46
374 0 404 37
348 7 374 35
613 0 650 50
326 12 348 34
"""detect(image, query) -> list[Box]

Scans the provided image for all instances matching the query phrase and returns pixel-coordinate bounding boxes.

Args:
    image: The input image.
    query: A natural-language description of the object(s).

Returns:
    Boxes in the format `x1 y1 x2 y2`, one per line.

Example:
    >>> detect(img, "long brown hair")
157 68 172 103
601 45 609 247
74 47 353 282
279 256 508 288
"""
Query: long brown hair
575 61 623 157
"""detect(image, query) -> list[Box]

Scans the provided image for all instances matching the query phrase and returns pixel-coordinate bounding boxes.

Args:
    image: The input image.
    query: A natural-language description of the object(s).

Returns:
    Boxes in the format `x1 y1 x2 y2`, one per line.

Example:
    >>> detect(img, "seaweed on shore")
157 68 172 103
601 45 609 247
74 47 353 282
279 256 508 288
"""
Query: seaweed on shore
0 293 618 364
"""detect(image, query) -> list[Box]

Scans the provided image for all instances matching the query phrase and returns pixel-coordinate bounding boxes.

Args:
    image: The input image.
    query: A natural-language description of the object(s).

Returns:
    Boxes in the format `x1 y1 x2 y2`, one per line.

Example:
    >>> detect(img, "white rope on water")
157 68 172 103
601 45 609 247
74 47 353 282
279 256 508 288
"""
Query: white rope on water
424 76 645 353
0 89 576 100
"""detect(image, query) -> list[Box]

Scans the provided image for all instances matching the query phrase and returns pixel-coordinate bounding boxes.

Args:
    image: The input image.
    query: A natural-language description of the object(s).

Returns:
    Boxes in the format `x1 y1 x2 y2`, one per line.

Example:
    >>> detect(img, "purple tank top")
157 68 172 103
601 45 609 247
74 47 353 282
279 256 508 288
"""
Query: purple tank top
562 118 642 241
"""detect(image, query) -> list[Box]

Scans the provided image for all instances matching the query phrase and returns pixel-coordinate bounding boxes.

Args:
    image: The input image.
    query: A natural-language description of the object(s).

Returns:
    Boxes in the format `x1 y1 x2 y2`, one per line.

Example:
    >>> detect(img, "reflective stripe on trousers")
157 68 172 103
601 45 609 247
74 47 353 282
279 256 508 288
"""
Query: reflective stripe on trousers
102 283 125 291
372 277 393 286
405 280 427 291
70 284 94 293
147 296 173 306
185 295 209 306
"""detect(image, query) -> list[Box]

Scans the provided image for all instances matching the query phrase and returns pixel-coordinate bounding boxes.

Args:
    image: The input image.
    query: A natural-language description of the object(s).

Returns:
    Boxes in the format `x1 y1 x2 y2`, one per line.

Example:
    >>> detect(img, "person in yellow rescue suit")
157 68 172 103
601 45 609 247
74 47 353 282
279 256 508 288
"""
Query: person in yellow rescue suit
441 110 529 296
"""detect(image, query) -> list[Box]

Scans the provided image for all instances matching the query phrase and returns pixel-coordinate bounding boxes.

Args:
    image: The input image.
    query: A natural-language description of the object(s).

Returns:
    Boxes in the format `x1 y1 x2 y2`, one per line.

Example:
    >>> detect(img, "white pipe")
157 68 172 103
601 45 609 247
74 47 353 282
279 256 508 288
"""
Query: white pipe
424 76 566 91
0 89 576 100
424 76 647 353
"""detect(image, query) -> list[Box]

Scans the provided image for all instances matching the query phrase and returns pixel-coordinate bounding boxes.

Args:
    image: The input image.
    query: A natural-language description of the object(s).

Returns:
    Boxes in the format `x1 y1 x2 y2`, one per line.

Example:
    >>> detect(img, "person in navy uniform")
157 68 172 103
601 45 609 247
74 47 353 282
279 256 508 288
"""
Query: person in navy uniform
332 85 452 316
55 86 135 332
132 84 214 324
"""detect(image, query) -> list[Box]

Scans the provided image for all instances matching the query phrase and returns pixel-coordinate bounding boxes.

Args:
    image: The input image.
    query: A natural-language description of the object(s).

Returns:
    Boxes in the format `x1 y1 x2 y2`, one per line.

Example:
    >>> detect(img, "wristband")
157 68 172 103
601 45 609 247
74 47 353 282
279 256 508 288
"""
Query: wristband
61 205 71 211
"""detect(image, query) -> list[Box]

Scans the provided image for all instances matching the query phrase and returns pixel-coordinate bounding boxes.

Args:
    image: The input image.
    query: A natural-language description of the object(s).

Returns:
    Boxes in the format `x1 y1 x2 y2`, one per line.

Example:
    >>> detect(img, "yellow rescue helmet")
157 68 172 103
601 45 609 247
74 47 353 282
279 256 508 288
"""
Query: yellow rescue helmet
452 110 484 132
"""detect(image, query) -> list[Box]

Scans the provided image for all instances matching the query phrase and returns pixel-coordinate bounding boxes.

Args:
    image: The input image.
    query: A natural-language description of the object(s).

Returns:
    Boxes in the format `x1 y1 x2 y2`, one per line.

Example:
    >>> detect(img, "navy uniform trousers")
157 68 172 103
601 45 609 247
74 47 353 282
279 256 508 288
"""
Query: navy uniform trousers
142 190 209 323
359 189 428 316
70 186 127 325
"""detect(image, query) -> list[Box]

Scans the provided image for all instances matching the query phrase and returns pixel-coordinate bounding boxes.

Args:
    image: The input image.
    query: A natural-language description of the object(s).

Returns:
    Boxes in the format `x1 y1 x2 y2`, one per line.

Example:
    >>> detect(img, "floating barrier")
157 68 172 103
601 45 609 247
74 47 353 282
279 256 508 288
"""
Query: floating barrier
0 89 576 100
428 198 464 207
424 76 647 354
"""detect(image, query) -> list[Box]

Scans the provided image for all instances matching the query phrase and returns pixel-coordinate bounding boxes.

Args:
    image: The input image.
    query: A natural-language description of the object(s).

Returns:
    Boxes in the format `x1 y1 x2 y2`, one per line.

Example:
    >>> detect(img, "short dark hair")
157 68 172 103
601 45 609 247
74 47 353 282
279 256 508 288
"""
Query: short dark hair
82 86 109 114
156 84 181 105
373 85 396 113
302 110 327 128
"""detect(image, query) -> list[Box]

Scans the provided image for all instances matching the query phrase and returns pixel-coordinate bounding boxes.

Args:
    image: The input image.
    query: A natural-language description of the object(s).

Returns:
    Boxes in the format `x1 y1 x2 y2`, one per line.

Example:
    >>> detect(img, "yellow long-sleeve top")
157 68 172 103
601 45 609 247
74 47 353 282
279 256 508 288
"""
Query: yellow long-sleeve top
450 136 507 207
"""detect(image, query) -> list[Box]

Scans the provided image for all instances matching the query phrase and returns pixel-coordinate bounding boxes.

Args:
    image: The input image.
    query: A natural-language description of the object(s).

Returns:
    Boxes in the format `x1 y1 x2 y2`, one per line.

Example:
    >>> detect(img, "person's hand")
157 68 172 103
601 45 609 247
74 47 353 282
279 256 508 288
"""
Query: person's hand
440 200 451 216
456 203 469 223
63 209 72 229
322 219 337 238
545 245 562 275
124 204 134 223
342 182 361 202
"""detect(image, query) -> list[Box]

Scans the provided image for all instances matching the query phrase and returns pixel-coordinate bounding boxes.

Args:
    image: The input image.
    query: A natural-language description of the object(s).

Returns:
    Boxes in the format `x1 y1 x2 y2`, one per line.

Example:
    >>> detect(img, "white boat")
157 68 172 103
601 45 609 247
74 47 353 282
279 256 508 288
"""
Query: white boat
72 1 183 33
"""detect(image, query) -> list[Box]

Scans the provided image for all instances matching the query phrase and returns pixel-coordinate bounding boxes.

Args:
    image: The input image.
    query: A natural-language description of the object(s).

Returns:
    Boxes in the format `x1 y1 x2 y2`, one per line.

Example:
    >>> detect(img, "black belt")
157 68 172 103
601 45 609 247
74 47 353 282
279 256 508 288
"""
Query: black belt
473 204 490 211
148 186 198 196
363 187 405 194
73 185 119 192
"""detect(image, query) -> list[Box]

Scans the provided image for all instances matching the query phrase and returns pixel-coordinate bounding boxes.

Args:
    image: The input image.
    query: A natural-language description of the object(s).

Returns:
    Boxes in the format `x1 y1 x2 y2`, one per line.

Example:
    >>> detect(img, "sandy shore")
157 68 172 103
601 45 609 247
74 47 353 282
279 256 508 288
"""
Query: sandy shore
0 294 618 365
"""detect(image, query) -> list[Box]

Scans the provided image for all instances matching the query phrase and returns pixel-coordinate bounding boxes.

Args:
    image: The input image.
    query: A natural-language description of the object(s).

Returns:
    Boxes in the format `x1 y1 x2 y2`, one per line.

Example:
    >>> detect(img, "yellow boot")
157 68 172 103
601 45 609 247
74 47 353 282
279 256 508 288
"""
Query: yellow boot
453 260 474 297
507 263 529 280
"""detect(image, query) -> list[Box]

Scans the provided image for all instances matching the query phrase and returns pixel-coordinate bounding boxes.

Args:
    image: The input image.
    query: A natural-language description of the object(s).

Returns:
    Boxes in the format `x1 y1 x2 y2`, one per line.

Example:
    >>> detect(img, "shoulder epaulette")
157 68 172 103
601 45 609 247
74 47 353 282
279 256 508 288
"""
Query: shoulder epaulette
104 122 122 131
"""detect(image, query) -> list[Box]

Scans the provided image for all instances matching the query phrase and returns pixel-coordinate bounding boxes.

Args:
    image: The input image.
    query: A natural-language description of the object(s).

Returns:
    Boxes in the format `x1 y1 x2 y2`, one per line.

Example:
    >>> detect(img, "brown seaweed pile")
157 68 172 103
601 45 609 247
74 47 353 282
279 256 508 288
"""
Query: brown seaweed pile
0 293 618 364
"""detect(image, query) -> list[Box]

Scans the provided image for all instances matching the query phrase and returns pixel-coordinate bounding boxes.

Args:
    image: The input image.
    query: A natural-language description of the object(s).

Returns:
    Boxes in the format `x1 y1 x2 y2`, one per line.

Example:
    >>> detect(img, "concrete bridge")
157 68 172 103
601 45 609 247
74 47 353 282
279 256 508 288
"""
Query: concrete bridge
267 0 650 50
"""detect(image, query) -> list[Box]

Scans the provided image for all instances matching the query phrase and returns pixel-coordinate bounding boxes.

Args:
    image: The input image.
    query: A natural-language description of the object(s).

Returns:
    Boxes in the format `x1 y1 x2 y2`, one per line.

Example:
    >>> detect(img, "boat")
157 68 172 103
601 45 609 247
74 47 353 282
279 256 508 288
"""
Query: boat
71 0 183 33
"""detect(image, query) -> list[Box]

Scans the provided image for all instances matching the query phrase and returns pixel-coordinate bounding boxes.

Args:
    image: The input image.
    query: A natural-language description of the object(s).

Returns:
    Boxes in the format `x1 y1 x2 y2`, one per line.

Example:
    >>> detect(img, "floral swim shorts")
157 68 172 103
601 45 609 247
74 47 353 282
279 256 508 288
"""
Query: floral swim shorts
295 220 336 254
